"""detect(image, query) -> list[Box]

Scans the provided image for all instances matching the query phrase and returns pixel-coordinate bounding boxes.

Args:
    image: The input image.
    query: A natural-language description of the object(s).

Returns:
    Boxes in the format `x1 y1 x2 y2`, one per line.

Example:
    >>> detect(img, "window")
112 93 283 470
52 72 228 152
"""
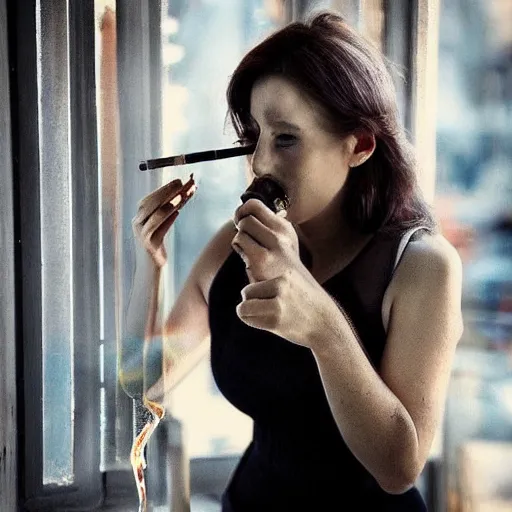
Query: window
162 0 285 461
11 0 290 509
14 0 103 509
434 1 512 510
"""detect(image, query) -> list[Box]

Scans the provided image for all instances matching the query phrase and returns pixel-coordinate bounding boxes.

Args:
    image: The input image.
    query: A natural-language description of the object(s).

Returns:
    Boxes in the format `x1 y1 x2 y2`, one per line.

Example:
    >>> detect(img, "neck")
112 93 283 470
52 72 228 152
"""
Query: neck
296 193 357 260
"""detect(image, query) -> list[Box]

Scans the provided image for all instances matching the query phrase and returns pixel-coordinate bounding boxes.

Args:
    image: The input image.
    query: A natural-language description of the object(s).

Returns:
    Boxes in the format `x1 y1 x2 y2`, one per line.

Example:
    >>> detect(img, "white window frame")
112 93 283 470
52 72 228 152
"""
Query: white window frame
0 0 18 510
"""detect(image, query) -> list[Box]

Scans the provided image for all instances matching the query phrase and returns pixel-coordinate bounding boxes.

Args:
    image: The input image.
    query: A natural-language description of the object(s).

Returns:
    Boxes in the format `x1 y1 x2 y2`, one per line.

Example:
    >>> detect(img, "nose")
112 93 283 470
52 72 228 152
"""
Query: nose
250 138 272 178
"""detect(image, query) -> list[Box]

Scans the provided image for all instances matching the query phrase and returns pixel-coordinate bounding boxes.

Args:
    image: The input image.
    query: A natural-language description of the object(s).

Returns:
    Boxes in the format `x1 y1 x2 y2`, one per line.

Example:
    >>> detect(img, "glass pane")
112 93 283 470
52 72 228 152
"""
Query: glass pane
435 0 512 510
37 0 75 486
163 0 285 460
319 0 360 27
95 0 136 472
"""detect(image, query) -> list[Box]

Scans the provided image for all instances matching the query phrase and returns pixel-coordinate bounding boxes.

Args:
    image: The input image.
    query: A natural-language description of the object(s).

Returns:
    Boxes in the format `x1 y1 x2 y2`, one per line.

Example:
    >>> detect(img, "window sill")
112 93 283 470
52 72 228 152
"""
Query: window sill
98 494 221 511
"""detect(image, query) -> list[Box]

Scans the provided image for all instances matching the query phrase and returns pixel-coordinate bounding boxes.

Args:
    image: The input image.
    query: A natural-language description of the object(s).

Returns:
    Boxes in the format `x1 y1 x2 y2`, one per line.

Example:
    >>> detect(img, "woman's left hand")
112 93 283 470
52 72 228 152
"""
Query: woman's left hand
232 198 329 346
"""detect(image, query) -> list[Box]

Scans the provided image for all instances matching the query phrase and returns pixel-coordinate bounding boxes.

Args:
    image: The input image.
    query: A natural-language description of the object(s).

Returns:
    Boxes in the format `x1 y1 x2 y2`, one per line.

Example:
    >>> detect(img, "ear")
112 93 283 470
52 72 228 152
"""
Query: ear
348 132 376 168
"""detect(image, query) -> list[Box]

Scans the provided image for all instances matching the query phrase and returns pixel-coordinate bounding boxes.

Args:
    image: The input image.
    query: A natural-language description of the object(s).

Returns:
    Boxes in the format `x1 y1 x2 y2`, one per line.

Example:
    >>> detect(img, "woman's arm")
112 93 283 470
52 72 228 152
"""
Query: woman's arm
309 234 463 494
119 170 235 400
230 199 463 493
120 220 234 399
144 220 236 403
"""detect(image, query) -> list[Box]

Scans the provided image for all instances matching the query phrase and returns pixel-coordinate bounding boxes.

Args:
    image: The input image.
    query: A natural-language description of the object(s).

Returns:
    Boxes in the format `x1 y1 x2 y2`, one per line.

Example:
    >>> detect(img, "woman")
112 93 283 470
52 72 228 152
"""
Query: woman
128 11 463 511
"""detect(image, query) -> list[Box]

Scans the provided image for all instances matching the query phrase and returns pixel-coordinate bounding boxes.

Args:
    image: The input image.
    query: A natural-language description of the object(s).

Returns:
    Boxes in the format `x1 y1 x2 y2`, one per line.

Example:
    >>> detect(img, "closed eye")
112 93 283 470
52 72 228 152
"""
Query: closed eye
275 134 297 148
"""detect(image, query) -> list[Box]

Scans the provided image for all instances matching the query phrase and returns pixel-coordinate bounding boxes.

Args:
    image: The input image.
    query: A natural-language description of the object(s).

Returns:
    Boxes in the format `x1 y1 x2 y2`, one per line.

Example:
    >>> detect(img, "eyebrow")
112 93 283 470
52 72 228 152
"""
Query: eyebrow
249 112 301 133
270 119 301 132
264 107 301 132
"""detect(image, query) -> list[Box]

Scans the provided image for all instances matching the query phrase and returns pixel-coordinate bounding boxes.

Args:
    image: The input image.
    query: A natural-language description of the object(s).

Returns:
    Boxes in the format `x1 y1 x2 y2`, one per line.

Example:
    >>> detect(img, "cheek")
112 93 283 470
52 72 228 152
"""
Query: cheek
277 148 306 199
287 153 348 219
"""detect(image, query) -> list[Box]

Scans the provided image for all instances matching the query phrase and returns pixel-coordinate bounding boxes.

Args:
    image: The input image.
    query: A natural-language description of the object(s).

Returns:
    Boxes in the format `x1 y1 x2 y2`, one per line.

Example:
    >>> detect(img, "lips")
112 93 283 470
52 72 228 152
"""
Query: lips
240 175 290 213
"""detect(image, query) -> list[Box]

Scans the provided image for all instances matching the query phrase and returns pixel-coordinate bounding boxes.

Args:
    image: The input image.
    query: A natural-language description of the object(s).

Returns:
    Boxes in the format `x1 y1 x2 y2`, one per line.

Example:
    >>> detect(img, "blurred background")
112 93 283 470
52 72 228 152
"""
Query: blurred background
1 0 511 511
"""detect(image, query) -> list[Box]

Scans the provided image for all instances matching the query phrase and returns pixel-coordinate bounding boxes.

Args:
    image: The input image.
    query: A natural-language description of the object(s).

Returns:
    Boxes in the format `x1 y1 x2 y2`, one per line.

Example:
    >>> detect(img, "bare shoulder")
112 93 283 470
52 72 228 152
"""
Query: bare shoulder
389 230 464 336
383 231 462 332
193 220 237 303
396 232 463 286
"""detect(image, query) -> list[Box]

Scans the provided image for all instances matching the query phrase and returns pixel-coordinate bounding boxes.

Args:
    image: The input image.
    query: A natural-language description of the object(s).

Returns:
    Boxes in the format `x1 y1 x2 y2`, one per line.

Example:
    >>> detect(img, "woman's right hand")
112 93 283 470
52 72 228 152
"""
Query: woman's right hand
132 174 197 268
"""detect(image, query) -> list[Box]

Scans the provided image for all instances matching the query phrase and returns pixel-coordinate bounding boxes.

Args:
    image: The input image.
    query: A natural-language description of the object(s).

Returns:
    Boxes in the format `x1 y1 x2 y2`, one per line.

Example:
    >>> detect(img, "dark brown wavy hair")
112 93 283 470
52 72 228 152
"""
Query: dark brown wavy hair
226 11 437 234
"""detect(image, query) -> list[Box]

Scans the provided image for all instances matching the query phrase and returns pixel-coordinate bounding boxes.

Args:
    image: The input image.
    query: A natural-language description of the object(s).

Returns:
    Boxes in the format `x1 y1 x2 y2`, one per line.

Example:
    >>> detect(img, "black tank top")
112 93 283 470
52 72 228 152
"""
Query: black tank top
208 226 428 511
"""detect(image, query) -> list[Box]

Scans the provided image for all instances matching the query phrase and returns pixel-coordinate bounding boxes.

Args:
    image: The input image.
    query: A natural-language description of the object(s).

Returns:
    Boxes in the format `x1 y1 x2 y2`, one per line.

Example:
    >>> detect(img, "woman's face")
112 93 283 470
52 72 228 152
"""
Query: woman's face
248 75 356 225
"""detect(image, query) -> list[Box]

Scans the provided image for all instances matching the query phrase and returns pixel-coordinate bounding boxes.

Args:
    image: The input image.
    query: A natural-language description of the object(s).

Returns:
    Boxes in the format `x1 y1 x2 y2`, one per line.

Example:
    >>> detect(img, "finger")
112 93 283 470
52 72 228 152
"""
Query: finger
165 175 196 211
235 199 297 253
235 214 277 250
137 179 183 218
241 276 287 301
139 203 177 242
155 176 196 216
136 175 196 224
234 198 289 234
145 174 195 209
151 210 179 247
236 298 281 331
246 267 256 284
237 298 275 317
232 229 268 263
